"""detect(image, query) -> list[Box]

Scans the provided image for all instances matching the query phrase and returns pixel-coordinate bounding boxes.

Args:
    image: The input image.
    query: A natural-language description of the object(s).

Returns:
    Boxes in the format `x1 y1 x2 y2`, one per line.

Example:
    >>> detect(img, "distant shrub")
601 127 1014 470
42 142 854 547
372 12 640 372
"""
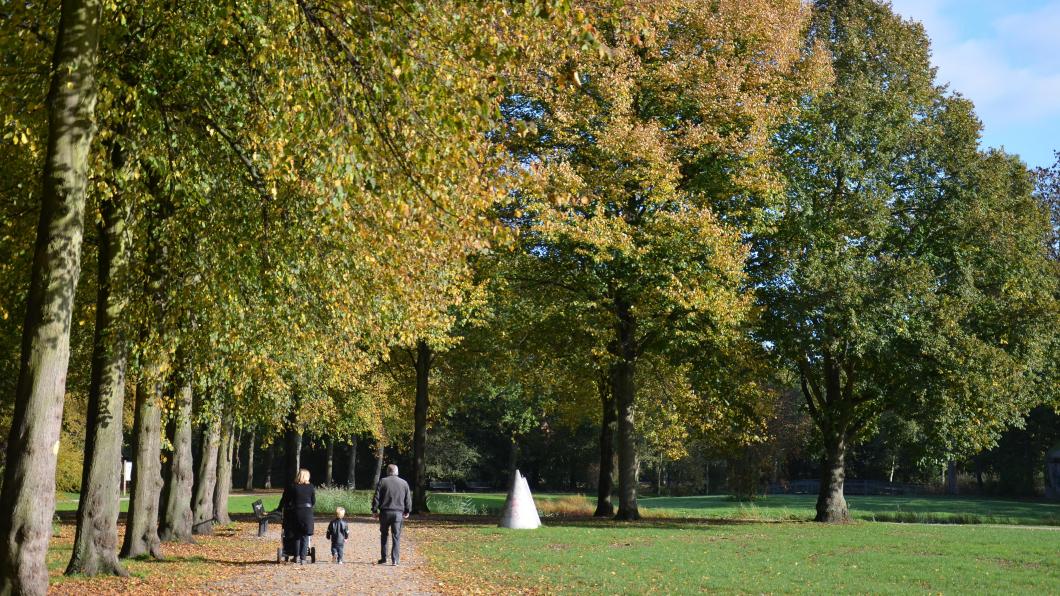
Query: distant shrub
55 440 83 493
314 486 373 515
537 494 593 517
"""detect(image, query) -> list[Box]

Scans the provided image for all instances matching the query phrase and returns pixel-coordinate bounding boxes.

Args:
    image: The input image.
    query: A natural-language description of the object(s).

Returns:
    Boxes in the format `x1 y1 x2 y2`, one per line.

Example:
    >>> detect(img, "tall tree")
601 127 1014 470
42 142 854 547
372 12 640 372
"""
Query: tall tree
0 0 104 590
66 137 133 576
191 419 220 535
213 420 234 525
761 0 1058 522
503 0 823 519
159 381 195 542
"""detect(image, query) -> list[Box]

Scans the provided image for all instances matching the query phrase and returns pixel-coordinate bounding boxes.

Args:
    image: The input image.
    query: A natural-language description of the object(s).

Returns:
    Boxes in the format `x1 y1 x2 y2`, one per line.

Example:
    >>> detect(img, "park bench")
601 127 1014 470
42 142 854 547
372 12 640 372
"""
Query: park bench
252 499 279 537
465 481 492 492
429 480 456 492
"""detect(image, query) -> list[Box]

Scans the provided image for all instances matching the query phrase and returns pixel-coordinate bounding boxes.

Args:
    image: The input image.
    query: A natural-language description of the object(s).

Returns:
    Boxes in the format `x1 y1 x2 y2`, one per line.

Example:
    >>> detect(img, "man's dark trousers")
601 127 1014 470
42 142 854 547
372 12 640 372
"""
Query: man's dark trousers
380 510 403 564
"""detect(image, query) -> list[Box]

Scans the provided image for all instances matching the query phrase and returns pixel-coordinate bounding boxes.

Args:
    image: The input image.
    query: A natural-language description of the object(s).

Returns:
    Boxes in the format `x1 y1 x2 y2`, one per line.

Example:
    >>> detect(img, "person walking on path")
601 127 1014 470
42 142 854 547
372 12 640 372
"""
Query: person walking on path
277 468 316 564
372 464 411 566
326 507 350 563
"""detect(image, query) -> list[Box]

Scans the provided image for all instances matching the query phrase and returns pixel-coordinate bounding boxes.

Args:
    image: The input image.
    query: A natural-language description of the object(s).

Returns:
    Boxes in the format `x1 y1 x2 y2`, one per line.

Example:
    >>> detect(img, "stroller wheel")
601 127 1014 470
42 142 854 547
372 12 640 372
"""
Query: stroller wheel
310 546 316 564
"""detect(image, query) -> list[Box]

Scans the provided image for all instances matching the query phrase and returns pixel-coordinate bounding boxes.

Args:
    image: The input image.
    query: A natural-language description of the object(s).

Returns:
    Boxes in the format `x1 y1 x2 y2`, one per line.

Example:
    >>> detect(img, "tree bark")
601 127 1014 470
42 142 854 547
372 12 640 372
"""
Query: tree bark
66 187 130 572
412 340 431 513
120 374 164 559
372 441 384 488
346 435 357 489
264 442 274 489
325 438 334 485
594 372 616 517
159 382 194 542
244 431 256 492
0 0 103 590
283 426 302 488
66 183 130 577
192 422 220 535
283 397 301 487
613 296 640 521
506 437 519 491
815 432 851 522
213 421 234 525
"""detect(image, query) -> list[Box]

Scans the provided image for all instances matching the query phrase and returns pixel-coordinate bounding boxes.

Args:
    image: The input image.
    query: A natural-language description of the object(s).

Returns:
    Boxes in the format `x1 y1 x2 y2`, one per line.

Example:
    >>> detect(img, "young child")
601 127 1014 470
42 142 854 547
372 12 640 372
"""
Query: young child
325 507 350 563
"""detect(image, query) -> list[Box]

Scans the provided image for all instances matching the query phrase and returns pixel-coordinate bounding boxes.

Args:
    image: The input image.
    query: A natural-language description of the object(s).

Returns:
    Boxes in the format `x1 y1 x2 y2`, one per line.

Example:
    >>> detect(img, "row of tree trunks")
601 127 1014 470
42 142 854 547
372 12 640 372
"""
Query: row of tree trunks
120 373 164 558
192 422 221 535
66 183 131 577
0 0 104 591
159 382 195 542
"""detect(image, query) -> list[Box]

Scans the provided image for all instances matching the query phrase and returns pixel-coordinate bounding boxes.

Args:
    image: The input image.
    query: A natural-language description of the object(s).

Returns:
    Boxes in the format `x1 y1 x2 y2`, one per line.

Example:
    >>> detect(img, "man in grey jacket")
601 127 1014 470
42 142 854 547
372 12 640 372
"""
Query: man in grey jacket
371 464 412 565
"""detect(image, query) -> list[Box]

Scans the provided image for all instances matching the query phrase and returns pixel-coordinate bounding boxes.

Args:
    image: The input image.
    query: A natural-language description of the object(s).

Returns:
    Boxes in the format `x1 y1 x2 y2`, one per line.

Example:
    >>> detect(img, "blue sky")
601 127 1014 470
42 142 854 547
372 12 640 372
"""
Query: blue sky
888 0 1060 169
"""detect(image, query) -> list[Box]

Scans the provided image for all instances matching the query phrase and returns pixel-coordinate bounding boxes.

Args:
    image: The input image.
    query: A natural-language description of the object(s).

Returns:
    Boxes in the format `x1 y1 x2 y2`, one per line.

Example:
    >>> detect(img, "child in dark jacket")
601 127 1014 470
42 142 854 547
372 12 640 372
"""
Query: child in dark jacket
325 507 350 563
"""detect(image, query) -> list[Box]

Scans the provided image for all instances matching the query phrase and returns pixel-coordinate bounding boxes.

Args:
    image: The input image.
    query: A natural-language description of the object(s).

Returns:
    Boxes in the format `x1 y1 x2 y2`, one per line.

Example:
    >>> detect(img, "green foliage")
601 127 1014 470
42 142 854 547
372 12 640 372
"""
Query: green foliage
760 0 1059 469
424 428 481 483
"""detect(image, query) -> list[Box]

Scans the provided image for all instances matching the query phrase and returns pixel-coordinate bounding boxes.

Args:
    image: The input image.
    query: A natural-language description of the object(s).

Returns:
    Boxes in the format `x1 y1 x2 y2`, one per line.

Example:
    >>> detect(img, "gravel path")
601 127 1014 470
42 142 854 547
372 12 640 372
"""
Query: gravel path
206 517 439 595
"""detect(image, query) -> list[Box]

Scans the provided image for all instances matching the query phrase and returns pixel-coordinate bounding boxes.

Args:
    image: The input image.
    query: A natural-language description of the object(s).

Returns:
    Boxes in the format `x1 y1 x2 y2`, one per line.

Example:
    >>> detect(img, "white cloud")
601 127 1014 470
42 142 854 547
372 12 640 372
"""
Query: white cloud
886 0 1060 164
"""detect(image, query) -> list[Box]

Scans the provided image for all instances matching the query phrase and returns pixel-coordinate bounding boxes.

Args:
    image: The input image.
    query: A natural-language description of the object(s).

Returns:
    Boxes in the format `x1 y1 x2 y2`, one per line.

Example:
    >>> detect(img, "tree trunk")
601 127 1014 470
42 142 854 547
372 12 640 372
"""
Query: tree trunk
120 374 164 559
945 460 958 495
346 435 357 489
506 437 519 491
283 426 302 488
159 382 194 542
372 442 384 488
655 461 664 496
325 438 334 485
264 442 274 489
244 431 256 492
815 432 851 523
412 340 431 513
613 296 640 521
889 455 896 484
213 422 234 525
192 422 220 535
0 1 103 590
283 398 301 487
66 184 131 577
594 373 616 517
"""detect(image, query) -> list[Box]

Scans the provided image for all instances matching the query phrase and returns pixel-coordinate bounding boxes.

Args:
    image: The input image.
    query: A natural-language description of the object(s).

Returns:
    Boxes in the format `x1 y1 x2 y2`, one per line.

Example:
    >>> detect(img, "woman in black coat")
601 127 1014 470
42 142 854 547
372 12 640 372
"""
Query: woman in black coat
278 468 316 563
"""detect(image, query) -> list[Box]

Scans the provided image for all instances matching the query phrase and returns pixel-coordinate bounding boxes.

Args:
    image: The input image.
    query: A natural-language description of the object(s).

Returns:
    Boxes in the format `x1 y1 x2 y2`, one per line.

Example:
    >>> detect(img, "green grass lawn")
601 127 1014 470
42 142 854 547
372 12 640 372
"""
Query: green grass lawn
54 489 1060 525
418 520 1060 594
416 491 1060 525
54 491 283 514
637 494 1060 525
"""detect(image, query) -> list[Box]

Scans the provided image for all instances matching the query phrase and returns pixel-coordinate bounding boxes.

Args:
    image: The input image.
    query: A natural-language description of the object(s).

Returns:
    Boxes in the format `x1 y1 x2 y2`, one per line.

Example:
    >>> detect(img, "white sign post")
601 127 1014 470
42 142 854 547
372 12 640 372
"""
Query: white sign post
122 460 132 495
498 469 541 529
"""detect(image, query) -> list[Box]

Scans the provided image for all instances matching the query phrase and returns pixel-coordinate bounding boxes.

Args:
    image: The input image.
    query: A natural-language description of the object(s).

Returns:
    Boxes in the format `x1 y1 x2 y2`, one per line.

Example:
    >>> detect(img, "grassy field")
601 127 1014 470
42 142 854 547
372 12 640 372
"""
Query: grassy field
417 520 1060 594
55 490 1060 526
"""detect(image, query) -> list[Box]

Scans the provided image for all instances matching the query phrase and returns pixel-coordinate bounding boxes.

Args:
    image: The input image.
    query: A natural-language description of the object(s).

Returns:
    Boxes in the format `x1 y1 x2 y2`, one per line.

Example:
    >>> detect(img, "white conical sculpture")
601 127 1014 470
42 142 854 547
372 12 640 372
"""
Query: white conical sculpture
498 470 541 529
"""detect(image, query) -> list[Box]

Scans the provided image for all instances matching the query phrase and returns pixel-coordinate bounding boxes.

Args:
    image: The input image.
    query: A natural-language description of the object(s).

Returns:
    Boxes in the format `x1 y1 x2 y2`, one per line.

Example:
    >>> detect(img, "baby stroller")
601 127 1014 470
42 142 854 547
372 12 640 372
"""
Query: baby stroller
276 507 317 563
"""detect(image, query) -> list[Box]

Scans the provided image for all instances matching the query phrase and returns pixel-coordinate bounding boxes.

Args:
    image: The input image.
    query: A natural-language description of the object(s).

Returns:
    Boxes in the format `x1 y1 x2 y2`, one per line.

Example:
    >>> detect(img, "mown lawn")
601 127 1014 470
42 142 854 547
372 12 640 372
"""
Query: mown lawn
54 491 283 515
417 520 1060 594
55 490 1060 526
417 491 1060 525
